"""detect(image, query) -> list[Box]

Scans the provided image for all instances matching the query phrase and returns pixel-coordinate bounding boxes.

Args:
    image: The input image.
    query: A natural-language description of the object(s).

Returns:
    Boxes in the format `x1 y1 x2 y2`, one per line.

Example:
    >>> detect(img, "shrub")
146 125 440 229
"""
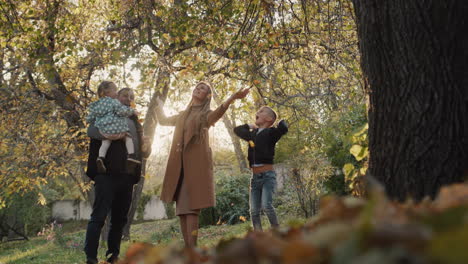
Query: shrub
214 172 250 225
277 153 334 218
320 104 368 195
37 220 66 245
199 172 250 227
136 193 152 221
0 192 50 239
164 202 175 219
199 207 217 227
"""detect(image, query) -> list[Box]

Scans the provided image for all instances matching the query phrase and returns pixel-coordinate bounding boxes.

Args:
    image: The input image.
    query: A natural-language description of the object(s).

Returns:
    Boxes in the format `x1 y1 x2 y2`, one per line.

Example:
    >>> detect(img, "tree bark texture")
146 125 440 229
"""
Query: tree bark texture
211 89 248 171
352 0 468 200
222 110 249 171
122 69 171 239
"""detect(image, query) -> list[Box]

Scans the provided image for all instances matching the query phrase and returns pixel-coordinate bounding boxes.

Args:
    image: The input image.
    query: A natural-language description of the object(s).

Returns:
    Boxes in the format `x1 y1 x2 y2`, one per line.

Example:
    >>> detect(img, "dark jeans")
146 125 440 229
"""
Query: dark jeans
84 173 134 262
250 170 279 231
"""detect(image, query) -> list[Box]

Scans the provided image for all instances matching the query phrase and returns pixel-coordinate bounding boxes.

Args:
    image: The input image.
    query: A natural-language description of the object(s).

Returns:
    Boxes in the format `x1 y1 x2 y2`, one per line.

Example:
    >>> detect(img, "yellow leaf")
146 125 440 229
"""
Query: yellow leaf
330 72 340 80
350 144 368 161
359 167 367 175
343 163 354 177
37 193 47 206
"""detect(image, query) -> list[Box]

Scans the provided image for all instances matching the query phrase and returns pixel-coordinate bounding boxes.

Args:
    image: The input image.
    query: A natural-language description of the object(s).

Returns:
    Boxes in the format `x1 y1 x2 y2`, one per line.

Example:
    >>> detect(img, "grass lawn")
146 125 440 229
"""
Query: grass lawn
0 218 257 264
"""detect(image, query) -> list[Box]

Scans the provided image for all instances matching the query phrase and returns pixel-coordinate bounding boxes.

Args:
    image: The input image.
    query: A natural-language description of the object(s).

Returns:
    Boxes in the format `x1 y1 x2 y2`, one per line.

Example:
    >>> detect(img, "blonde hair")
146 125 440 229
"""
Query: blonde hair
182 81 213 142
97 81 117 98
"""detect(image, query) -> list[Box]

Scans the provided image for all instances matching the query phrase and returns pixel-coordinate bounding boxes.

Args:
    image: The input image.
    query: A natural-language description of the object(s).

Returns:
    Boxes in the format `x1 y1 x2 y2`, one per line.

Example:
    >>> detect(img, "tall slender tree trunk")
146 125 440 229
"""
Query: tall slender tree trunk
122 69 171 239
352 0 468 200
211 88 248 171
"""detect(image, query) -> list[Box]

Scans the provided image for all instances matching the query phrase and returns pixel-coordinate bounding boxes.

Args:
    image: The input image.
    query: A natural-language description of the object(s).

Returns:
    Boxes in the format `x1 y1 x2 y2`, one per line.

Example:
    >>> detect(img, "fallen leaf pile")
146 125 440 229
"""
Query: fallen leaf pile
118 183 468 264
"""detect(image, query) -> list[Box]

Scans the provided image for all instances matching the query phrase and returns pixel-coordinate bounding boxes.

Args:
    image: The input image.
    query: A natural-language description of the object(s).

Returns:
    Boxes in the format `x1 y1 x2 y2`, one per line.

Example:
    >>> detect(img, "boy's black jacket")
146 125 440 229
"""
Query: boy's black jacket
234 120 288 167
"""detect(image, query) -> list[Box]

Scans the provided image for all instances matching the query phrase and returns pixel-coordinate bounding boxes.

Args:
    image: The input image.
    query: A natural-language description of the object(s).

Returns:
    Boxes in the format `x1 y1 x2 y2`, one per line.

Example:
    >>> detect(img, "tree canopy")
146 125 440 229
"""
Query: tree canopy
1 0 364 210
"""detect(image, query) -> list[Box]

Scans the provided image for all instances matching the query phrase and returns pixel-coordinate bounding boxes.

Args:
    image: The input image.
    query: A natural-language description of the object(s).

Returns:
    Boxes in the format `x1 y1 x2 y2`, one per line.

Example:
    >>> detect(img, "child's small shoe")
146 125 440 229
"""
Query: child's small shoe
127 153 141 164
96 157 106 173
126 154 141 173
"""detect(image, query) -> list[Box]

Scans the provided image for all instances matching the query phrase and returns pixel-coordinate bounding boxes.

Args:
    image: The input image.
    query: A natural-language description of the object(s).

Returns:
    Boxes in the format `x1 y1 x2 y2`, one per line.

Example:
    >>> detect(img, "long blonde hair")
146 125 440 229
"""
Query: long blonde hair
182 81 212 142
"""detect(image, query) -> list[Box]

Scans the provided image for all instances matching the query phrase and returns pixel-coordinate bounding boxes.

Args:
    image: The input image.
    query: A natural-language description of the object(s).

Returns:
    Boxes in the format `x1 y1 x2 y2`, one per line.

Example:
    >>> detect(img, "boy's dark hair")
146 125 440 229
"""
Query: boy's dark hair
97 81 116 98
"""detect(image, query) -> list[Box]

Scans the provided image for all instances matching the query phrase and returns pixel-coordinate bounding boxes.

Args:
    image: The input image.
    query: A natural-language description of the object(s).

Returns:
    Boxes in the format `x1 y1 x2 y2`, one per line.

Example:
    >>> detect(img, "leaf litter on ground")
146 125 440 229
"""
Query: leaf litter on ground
117 183 468 264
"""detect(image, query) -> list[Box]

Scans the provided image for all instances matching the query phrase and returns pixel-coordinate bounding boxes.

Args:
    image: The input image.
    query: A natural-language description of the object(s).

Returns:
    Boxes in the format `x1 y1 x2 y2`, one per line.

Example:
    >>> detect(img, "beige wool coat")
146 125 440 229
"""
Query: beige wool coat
156 104 228 210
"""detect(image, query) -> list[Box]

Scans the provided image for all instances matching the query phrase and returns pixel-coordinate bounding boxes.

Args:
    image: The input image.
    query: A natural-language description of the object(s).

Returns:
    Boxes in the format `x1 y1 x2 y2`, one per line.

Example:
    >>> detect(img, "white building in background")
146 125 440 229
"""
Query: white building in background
142 196 167 220
51 200 92 220
51 196 167 221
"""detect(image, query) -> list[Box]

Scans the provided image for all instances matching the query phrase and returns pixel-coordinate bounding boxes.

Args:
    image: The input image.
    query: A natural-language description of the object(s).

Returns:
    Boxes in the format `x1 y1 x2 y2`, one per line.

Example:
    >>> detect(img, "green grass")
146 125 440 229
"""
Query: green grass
0 218 257 264
0 232 85 264
0 215 302 263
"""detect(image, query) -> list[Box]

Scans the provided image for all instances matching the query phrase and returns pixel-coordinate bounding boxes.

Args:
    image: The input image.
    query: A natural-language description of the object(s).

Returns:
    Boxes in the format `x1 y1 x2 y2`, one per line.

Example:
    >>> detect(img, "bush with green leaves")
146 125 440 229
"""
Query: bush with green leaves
37 220 66 245
276 153 334 218
0 192 51 240
199 171 250 227
136 193 152 221
342 123 368 196
164 201 176 219
215 172 250 225
319 103 368 195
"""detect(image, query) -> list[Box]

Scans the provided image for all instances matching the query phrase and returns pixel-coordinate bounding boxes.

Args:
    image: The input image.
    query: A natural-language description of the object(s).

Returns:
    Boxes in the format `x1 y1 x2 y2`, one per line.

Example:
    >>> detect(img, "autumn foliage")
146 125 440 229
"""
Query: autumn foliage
118 183 468 264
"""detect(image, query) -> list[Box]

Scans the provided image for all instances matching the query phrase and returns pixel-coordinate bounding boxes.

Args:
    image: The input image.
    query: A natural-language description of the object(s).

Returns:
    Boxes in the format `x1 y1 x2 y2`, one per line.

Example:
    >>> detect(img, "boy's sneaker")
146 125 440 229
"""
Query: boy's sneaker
96 157 106 173
126 154 141 173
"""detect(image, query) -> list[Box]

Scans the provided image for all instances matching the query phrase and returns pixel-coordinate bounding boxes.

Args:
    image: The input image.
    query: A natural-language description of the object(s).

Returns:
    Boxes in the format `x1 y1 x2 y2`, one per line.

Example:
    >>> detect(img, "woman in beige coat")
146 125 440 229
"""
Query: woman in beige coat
155 82 249 247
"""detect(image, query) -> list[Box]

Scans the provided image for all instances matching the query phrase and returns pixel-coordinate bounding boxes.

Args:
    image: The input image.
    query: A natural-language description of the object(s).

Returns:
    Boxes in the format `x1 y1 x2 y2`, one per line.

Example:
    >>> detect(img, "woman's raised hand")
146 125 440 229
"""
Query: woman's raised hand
222 88 250 108
232 88 250 100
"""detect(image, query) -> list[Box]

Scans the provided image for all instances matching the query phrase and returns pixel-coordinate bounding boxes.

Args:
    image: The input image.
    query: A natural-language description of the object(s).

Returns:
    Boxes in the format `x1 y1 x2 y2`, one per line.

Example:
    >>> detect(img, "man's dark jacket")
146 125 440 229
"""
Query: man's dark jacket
86 115 149 184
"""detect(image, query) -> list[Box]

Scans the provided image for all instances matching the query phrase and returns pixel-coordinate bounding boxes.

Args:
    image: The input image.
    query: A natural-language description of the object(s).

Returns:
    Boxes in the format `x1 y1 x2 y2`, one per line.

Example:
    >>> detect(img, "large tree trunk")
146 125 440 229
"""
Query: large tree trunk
122 69 171 239
352 1 468 200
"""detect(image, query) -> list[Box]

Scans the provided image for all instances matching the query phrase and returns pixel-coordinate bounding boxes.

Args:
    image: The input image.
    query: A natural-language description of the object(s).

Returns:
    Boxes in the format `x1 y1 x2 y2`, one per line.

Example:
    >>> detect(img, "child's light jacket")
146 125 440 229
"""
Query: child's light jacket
86 97 134 134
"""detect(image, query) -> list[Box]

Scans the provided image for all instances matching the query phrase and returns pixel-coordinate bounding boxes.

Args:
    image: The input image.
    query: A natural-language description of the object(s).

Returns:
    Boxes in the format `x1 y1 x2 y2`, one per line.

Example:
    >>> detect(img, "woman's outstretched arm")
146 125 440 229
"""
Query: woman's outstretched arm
207 88 250 126
154 97 180 126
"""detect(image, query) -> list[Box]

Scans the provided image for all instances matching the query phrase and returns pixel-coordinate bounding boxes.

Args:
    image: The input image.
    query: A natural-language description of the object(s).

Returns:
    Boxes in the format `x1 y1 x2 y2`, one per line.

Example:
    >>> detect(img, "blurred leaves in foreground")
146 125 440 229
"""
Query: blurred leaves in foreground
118 183 468 264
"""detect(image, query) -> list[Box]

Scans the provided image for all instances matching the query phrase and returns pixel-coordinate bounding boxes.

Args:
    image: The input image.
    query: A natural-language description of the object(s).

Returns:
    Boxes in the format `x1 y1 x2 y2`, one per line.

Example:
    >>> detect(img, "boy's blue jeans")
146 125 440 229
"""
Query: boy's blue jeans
250 170 279 231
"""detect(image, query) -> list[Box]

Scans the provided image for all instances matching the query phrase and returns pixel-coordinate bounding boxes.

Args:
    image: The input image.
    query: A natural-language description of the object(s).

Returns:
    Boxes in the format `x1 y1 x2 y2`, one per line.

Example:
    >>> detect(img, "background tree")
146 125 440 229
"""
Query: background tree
96 0 366 236
1 0 367 240
352 0 468 200
0 0 118 237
